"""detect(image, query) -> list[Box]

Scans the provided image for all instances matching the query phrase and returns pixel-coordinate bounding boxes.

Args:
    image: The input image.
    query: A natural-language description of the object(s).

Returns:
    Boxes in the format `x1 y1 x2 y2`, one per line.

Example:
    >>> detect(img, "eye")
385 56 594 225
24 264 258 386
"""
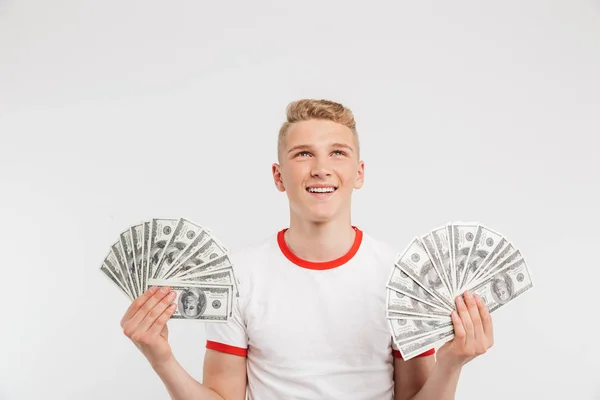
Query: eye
296 151 311 157
332 150 346 156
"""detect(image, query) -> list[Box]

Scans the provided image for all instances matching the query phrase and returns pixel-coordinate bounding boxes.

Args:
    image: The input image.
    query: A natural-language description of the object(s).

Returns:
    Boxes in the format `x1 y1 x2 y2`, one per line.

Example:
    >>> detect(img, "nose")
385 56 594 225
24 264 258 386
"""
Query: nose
310 158 332 178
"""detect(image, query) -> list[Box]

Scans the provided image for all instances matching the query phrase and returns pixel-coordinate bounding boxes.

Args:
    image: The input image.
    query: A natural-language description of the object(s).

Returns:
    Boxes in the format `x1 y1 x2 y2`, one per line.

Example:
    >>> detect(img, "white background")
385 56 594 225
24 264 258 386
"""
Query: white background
1 0 599 399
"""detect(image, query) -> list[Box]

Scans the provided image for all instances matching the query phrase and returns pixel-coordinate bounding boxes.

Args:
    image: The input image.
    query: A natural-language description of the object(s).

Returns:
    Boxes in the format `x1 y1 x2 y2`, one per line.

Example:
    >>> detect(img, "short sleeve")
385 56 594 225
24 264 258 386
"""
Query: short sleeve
205 291 248 357
205 253 249 357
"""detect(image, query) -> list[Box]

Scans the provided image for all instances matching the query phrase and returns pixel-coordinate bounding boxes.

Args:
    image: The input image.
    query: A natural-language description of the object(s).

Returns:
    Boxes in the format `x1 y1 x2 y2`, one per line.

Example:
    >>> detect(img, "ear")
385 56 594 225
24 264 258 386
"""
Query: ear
354 160 365 190
272 163 286 192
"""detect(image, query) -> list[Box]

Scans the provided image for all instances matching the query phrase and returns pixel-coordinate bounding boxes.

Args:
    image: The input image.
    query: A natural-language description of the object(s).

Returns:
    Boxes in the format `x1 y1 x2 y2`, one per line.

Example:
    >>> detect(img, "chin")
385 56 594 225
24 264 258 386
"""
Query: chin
291 198 349 223
304 208 339 223
308 215 334 224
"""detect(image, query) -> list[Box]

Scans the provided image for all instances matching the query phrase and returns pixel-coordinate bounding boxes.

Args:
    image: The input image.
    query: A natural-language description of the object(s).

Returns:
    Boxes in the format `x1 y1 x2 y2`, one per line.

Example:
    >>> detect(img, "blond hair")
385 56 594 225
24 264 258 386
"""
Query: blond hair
277 99 359 160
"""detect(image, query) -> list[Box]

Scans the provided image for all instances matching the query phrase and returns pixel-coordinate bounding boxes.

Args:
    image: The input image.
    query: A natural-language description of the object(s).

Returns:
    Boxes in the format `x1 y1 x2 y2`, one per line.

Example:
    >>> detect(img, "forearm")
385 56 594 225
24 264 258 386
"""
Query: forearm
153 356 224 400
407 361 462 400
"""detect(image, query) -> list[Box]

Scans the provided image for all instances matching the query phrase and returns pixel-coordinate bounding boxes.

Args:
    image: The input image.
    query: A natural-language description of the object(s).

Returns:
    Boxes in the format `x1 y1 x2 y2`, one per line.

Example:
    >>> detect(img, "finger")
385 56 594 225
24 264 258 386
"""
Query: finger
124 286 172 333
475 294 494 346
147 302 177 336
464 290 484 342
130 286 171 322
139 289 177 332
455 294 474 345
120 286 158 328
450 309 465 344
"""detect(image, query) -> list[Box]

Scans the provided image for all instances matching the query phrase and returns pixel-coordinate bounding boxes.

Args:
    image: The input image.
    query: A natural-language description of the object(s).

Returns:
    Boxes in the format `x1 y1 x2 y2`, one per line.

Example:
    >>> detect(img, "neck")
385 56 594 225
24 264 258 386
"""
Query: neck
284 212 356 263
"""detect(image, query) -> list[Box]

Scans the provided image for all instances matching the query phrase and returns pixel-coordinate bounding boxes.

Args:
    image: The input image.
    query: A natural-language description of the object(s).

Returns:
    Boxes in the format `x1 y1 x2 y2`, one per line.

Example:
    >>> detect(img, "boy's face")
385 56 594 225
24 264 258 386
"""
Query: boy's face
272 119 364 223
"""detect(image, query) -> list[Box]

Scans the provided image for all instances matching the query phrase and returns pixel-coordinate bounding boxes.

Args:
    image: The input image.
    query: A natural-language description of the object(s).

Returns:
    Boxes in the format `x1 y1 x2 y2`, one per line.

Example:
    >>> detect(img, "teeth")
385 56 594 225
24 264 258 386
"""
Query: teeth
308 187 335 193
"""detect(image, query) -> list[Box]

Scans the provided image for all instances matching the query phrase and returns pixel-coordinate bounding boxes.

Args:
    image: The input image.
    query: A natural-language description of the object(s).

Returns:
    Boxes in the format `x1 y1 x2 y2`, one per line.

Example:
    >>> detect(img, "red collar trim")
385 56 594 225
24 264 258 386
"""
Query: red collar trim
277 226 363 270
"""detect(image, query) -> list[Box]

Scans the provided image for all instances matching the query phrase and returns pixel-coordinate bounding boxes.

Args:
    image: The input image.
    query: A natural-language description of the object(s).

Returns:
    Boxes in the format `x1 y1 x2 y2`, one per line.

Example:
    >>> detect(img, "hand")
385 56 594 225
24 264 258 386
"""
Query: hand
437 290 494 370
120 285 178 369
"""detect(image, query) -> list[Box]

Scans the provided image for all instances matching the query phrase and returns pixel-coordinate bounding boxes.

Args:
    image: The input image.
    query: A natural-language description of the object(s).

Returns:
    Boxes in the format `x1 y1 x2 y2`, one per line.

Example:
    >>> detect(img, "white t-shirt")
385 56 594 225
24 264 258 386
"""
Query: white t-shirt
205 226 434 400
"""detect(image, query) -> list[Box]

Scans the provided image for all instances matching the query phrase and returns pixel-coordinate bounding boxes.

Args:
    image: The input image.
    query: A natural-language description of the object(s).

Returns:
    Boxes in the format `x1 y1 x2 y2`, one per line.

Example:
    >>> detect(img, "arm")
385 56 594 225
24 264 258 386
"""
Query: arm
153 349 247 400
121 286 247 400
393 354 435 400
394 290 494 400
394 354 460 400
202 350 247 399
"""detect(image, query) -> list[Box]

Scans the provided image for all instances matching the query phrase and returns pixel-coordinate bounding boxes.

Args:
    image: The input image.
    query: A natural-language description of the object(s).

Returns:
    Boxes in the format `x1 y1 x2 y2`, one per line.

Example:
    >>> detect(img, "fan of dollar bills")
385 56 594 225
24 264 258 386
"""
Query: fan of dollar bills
100 218 236 322
386 222 533 360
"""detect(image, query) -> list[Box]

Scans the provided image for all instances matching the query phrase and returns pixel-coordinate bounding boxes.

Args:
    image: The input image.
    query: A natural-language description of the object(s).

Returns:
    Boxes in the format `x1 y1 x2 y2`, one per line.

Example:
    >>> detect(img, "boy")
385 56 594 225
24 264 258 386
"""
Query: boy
120 99 494 399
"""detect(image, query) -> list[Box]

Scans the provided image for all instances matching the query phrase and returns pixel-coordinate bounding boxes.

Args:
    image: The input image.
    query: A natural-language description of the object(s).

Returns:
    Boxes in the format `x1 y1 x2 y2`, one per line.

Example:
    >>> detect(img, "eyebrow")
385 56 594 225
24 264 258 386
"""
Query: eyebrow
287 143 355 154
331 143 354 152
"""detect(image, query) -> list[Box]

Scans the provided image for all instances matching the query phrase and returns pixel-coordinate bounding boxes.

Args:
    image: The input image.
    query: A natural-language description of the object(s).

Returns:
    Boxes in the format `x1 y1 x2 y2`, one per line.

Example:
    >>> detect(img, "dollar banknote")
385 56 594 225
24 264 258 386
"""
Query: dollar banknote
148 218 179 280
431 225 454 295
100 218 236 323
156 284 232 321
142 221 151 292
110 241 137 299
387 222 533 360
100 261 131 300
387 265 451 312
151 268 235 287
420 232 453 298
165 239 228 279
470 258 533 314
153 218 209 280
470 248 522 289
387 310 452 322
451 223 478 296
389 317 453 345
386 288 450 318
395 237 454 310
160 229 208 276
102 249 132 298
119 229 139 297
130 223 145 294
397 326 455 360
458 225 506 291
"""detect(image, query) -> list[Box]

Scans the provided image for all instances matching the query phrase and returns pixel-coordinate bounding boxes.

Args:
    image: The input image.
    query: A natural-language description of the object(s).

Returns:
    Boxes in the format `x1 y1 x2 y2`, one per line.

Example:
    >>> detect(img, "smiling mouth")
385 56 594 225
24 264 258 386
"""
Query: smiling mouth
306 186 337 193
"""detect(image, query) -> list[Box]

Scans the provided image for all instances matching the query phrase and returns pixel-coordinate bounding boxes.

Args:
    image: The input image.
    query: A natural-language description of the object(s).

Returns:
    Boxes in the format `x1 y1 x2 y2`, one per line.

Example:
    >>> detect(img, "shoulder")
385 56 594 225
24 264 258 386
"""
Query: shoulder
230 234 277 265
228 232 279 283
359 230 399 264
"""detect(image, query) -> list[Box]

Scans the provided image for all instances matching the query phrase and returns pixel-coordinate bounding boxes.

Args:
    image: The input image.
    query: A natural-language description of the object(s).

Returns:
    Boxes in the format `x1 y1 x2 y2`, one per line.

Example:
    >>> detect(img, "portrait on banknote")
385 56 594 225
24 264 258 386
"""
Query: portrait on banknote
179 288 207 319
491 273 513 304
421 261 444 292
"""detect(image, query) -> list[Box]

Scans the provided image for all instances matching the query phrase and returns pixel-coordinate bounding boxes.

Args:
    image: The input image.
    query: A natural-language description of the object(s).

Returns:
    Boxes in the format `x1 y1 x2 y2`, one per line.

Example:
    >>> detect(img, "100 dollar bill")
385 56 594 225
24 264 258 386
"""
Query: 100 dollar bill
156 218 210 279
150 283 233 322
395 237 454 310
386 288 449 318
389 318 453 345
387 265 450 312
470 257 533 314
387 310 451 322
394 255 533 360
397 326 455 360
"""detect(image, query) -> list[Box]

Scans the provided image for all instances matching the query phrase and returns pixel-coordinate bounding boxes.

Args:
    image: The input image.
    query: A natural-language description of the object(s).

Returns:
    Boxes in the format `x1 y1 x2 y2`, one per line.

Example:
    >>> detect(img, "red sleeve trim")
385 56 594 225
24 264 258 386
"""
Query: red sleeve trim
206 341 248 357
393 348 435 359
